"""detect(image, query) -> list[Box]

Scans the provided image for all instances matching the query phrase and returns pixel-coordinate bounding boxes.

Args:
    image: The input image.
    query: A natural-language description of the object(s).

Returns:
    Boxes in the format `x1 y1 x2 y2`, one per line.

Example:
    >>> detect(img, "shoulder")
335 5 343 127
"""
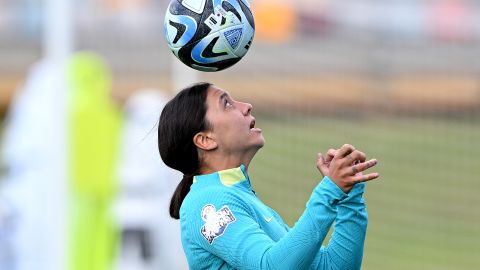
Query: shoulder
181 185 248 219
179 186 253 246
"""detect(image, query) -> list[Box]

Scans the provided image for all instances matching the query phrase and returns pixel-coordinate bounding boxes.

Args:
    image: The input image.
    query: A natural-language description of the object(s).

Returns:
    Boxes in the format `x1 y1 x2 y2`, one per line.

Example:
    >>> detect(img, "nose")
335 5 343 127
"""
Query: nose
242 102 252 116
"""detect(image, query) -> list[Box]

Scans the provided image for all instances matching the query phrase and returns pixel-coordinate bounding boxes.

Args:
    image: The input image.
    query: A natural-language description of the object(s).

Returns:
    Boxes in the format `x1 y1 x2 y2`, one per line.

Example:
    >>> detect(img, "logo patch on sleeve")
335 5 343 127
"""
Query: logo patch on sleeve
200 204 236 244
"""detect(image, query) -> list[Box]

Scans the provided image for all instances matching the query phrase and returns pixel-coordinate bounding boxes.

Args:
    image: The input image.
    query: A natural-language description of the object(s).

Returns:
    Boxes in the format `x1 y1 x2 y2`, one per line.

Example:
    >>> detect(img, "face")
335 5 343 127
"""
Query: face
204 85 265 154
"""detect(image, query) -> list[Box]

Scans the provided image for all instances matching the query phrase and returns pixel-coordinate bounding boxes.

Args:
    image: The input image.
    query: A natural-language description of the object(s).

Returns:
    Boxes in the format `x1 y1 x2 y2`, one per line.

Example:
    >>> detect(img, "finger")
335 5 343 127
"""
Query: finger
347 150 366 164
350 172 380 184
326 149 337 162
316 153 328 175
333 144 355 160
317 153 327 166
351 164 359 175
317 153 324 163
353 159 378 173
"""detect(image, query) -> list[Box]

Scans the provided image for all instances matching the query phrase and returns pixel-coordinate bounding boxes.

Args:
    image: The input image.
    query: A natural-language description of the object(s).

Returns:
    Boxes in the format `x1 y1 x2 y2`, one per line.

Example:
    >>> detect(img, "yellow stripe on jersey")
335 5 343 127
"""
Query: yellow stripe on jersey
218 167 246 187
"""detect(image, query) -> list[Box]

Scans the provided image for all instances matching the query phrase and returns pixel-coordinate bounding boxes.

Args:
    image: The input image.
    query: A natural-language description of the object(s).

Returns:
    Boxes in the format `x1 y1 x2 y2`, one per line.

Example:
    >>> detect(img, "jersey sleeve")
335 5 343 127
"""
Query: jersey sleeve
182 176 347 270
311 182 368 270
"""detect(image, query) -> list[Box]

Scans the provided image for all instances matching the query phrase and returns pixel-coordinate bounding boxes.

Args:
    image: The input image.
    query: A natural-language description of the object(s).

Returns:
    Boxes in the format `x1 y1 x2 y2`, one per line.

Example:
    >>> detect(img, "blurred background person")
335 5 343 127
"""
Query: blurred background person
0 59 68 270
113 89 187 270
67 52 122 270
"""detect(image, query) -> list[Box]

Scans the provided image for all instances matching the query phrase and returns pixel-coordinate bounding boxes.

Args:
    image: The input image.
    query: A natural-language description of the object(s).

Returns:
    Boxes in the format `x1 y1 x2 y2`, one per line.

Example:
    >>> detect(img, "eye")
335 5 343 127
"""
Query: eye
224 99 233 108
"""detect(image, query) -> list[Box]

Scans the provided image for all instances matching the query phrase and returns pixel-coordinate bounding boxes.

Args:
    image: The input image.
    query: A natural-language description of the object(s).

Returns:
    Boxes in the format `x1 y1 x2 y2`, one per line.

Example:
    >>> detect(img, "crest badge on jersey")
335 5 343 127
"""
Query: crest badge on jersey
200 204 236 244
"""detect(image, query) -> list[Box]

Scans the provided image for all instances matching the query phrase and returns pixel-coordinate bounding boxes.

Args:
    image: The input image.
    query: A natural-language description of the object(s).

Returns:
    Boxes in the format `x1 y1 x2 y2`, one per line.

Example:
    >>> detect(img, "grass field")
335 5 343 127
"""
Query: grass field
1 113 478 269
248 114 480 270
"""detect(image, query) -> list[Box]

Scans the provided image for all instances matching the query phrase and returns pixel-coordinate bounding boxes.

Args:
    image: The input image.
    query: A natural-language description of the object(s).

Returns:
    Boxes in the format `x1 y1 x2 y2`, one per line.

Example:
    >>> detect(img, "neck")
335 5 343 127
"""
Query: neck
199 149 257 175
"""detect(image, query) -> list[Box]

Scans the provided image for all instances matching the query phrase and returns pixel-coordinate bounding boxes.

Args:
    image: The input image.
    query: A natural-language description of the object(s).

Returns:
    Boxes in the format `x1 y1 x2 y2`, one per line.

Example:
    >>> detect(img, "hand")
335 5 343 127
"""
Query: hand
317 144 379 193
316 147 367 177
316 148 338 178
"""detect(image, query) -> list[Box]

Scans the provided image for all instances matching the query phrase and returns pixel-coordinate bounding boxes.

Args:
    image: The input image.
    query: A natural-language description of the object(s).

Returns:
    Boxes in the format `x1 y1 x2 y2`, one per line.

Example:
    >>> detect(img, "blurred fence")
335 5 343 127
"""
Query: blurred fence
1 0 480 114
1 0 479 270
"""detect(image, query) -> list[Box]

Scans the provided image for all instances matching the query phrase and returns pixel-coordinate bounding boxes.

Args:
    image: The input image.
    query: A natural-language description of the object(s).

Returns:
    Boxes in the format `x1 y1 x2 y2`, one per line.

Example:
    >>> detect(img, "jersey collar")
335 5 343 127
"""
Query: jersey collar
193 164 253 190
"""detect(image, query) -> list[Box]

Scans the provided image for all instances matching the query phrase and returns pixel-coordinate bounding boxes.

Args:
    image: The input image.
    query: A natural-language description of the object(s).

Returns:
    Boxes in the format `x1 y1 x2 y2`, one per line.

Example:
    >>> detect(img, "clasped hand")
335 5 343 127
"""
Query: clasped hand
317 144 379 193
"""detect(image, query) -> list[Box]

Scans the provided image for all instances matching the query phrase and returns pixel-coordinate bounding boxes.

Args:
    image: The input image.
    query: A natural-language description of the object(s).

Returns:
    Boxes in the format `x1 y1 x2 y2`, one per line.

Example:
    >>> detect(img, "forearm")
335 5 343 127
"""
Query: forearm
257 177 348 269
311 183 368 270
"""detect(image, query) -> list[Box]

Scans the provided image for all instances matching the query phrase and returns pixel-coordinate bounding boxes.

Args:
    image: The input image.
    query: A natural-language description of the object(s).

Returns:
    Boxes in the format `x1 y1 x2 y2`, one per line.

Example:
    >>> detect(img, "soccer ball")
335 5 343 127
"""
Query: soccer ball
164 0 255 72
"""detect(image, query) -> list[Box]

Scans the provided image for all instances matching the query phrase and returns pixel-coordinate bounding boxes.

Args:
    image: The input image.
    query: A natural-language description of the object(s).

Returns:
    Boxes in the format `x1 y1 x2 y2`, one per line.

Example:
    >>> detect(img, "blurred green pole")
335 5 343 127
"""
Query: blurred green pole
67 52 122 270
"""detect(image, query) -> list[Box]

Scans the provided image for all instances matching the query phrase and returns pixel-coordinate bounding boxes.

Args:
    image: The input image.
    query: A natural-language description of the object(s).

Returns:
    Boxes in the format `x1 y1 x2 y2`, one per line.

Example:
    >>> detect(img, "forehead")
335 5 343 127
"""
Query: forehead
208 85 228 99
206 85 232 107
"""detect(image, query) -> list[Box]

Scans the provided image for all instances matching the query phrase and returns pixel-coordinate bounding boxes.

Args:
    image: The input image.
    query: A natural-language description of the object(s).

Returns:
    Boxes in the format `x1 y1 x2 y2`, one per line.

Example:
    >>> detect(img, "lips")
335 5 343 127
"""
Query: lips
249 118 261 132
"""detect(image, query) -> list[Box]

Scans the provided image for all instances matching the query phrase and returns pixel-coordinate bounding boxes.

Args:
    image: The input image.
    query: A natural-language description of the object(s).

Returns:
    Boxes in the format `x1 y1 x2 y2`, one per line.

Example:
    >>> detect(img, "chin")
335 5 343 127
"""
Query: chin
255 136 265 149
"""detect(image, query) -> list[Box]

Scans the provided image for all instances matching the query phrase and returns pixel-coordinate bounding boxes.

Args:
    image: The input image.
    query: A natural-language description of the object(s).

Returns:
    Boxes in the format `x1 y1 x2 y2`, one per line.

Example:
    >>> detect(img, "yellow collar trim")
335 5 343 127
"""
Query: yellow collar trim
218 166 246 187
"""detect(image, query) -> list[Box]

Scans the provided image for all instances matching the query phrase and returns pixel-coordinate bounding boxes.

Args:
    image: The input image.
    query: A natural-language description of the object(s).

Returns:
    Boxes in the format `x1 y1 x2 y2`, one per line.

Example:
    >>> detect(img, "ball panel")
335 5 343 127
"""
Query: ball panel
232 23 253 57
168 0 203 20
202 3 242 33
223 28 243 50
191 64 219 72
181 0 207 14
189 31 236 64
164 13 198 48
236 0 255 29
221 1 242 23
192 57 242 72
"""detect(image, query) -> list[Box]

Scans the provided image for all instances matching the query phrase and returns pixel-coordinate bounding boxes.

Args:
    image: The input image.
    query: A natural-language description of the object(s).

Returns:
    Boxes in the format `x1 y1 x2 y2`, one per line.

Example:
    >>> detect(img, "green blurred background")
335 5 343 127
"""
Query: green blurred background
1 0 480 270
250 115 480 270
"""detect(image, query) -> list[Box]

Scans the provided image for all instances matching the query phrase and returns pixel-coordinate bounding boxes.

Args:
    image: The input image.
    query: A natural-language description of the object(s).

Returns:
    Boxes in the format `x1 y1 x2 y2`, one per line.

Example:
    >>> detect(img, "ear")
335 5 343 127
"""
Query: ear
193 131 217 151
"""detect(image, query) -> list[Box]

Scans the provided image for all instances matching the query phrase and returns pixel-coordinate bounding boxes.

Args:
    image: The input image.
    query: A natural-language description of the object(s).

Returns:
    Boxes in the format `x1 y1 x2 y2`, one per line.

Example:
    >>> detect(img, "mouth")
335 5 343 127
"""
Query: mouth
249 119 261 132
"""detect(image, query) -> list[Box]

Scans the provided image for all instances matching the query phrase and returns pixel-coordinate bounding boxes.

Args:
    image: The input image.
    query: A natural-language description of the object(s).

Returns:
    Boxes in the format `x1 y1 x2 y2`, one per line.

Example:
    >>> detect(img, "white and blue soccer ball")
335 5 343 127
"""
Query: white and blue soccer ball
164 0 255 72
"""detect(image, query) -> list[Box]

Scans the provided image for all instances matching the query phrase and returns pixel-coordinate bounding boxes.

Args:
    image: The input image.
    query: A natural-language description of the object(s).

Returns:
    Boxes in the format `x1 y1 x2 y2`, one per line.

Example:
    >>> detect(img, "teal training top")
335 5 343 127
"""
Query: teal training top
180 165 368 270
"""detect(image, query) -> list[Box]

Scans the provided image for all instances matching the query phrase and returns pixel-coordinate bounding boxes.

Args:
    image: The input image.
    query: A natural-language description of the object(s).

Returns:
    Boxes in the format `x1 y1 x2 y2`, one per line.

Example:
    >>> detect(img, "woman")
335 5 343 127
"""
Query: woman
158 82 379 270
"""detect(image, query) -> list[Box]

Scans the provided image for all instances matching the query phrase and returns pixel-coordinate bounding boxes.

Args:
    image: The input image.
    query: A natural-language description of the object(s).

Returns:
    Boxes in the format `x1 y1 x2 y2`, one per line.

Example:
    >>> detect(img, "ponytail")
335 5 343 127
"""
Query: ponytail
169 174 195 219
158 82 211 219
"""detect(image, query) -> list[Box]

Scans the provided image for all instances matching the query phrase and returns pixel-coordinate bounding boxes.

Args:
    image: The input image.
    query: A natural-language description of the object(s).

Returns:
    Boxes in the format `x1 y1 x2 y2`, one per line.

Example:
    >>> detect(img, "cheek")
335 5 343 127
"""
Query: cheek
213 121 235 138
216 124 246 145
226 125 245 142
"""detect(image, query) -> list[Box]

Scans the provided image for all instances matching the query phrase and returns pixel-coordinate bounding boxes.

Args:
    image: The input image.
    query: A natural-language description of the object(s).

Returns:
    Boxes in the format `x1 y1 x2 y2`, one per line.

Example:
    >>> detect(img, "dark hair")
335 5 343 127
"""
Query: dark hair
158 82 212 219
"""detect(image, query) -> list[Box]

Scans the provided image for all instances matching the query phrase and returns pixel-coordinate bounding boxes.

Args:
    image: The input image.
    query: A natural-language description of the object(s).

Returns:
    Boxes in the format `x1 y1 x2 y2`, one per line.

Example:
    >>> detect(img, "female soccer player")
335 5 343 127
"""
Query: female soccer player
157 82 379 270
